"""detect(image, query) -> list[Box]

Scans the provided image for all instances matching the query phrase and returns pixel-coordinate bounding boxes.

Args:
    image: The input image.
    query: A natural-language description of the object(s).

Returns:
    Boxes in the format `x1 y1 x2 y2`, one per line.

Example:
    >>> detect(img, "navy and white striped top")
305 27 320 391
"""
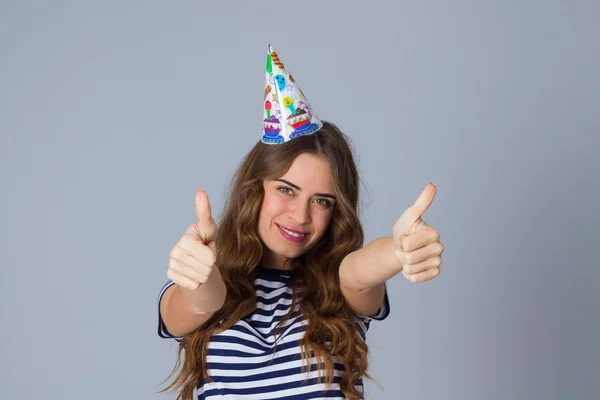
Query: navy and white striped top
157 266 390 399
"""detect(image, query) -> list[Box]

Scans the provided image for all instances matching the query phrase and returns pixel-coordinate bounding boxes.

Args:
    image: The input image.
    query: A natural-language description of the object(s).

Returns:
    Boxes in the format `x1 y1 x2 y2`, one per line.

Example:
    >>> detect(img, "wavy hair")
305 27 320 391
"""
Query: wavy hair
161 121 373 399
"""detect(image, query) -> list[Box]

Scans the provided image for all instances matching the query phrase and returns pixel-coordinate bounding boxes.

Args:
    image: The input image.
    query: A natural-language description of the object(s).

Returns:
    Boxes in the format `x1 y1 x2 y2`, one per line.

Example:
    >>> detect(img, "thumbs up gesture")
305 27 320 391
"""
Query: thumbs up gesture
392 183 444 283
167 190 218 291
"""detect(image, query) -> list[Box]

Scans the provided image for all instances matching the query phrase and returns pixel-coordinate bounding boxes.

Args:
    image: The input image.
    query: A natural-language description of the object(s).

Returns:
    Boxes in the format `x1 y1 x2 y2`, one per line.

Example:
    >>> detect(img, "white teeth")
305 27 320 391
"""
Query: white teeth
279 226 306 237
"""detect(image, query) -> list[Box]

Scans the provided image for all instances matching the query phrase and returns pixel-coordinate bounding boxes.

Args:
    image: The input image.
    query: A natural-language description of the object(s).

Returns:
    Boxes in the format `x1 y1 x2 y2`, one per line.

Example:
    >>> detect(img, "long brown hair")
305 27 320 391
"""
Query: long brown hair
161 121 373 399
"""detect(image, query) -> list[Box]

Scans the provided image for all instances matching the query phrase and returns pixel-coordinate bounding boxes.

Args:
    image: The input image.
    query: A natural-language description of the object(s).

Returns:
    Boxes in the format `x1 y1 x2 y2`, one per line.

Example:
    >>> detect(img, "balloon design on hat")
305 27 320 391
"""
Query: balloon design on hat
261 45 322 144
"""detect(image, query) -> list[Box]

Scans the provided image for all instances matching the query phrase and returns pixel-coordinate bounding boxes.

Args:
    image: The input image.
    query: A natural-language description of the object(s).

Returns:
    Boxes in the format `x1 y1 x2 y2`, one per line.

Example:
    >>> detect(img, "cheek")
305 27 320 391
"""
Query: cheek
312 209 333 232
260 194 287 222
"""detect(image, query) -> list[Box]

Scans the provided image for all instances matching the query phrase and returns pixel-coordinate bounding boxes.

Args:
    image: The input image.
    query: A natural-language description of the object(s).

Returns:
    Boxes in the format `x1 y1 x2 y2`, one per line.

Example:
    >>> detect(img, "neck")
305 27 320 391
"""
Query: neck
260 250 291 270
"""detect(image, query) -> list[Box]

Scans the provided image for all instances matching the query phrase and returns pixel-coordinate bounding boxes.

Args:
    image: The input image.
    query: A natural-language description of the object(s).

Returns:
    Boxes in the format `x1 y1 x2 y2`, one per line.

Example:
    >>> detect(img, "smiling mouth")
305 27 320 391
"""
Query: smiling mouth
276 224 309 241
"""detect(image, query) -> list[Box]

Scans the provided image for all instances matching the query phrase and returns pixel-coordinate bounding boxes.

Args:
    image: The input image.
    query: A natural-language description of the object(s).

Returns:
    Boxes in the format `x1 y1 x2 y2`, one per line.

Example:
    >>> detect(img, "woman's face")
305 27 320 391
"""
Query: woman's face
258 153 336 270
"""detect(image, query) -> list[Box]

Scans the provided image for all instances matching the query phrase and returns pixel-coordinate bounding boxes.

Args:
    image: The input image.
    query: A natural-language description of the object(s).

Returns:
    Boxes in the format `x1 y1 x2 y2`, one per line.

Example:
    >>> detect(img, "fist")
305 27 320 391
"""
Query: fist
167 190 218 291
395 226 443 283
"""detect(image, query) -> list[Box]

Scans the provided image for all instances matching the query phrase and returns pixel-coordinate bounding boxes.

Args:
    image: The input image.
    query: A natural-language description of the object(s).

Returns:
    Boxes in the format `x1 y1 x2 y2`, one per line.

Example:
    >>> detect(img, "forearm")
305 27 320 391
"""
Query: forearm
339 236 402 291
160 267 226 337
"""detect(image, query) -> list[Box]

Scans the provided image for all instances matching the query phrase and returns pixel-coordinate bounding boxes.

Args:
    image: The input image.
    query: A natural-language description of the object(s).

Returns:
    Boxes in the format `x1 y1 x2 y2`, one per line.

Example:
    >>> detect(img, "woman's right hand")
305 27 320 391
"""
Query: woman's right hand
167 190 218 309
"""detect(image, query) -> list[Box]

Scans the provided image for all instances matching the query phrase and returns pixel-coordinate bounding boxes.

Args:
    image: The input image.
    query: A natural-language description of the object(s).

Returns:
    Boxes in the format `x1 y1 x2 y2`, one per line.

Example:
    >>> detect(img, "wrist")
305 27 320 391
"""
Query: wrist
186 301 211 315
178 285 211 315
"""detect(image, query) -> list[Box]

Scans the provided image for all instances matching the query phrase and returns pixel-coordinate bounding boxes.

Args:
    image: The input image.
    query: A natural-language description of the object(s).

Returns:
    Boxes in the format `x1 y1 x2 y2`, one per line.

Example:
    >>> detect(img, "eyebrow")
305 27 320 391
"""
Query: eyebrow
275 179 336 200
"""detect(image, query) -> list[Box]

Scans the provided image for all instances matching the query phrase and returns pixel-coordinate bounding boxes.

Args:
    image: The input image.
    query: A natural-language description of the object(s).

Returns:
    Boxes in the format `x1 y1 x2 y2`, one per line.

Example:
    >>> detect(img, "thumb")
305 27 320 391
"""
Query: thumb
411 182 436 218
393 182 436 236
194 190 217 243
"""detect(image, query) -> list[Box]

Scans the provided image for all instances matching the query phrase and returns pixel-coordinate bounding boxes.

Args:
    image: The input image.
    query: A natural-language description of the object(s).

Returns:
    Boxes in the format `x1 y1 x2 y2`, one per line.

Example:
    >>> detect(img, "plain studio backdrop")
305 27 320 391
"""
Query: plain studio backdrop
1 1 599 399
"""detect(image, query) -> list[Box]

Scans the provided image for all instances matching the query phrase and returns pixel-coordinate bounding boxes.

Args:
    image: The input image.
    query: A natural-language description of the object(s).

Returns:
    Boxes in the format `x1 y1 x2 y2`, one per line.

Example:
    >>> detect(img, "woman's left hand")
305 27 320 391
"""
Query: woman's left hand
392 183 444 283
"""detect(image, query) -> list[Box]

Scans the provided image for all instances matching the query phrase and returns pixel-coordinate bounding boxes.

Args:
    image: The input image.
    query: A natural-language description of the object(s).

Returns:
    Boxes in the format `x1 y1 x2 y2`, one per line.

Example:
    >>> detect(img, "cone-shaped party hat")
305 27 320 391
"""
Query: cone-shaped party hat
261 45 322 144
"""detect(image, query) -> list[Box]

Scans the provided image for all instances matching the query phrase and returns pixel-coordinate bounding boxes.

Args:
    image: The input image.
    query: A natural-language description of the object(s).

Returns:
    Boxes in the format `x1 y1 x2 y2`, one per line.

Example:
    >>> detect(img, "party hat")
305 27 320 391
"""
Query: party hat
261 45 322 144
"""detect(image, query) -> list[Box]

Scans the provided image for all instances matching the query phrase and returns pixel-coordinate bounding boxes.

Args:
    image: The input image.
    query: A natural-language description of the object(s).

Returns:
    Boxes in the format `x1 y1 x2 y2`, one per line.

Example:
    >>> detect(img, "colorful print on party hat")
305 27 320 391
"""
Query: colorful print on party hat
261 45 322 144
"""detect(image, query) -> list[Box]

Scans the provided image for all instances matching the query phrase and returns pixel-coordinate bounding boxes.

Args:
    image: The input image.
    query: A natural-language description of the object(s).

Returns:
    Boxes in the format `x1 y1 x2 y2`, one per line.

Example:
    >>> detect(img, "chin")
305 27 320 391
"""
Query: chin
271 237 315 258
275 245 307 259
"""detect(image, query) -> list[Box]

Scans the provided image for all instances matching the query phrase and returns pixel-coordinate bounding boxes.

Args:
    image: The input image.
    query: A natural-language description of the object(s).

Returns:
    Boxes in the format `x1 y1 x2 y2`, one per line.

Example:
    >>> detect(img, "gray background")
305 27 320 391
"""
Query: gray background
1 0 599 399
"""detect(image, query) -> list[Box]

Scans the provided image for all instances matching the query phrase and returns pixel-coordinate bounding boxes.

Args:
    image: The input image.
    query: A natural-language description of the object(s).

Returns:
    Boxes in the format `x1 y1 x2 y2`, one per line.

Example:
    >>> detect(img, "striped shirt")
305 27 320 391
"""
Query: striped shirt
157 266 390 399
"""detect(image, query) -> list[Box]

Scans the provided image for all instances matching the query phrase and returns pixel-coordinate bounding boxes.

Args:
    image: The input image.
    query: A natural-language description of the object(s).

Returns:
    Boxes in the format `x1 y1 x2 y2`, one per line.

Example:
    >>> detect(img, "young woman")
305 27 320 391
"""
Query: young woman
157 47 444 400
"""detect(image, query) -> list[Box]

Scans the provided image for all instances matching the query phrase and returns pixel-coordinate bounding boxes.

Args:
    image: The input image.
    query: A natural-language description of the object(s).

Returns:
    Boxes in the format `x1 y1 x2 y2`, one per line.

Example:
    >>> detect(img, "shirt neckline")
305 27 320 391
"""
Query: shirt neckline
255 265 294 277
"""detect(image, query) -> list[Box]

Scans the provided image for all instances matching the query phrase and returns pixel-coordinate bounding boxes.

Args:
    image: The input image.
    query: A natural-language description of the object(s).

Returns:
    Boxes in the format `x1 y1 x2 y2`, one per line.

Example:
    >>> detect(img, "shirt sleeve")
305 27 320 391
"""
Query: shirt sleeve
356 284 391 340
157 280 183 341
362 284 391 321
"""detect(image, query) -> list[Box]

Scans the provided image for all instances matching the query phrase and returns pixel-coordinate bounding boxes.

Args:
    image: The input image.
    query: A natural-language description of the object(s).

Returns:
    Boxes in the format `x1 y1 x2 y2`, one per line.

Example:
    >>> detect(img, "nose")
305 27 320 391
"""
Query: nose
289 200 311 225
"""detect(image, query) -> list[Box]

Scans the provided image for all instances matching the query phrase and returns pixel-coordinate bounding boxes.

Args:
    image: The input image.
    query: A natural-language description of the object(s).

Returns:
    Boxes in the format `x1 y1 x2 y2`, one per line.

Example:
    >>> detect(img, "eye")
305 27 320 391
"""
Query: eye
277 186 294 195
314 198 333 208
